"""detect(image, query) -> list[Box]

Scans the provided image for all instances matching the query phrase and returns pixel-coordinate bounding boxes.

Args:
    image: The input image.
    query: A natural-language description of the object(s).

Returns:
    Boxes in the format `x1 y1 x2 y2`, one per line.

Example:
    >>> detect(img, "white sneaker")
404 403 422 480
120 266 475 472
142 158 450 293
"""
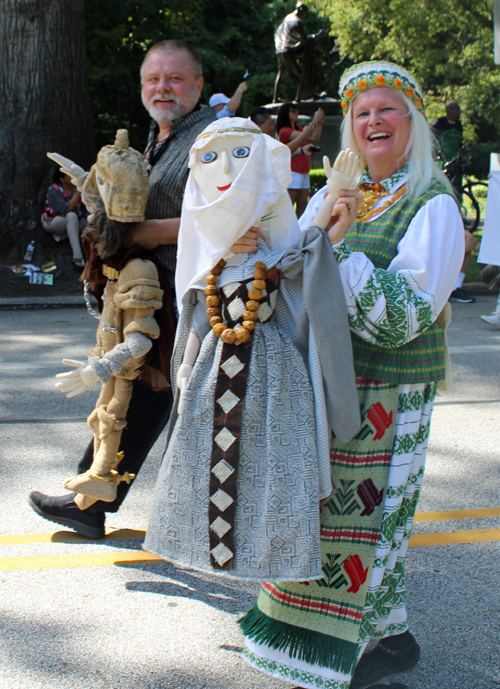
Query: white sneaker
481 313 500 327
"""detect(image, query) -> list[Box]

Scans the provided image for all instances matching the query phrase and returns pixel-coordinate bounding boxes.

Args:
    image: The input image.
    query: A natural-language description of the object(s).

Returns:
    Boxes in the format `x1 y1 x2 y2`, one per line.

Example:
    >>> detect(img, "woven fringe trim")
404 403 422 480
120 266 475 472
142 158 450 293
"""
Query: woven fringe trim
238 604 358 676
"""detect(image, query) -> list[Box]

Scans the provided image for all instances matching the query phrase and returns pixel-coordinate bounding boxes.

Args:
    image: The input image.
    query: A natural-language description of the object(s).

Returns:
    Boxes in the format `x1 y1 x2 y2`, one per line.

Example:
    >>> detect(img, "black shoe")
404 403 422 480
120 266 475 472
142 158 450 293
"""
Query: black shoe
350 632 420 688
449 287 475 303
28 491 105 539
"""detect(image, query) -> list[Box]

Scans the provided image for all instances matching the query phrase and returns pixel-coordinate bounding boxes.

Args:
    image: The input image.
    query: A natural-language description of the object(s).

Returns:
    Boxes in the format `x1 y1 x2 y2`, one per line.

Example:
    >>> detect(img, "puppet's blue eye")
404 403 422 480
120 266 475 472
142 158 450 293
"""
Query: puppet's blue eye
200 151 217 163
233 146 250 159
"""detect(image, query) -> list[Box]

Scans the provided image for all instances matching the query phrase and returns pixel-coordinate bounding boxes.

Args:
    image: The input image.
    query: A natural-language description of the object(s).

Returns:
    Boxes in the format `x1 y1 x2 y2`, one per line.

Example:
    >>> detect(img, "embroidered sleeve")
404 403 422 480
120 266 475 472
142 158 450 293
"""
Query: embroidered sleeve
333 195 464 348
46 186 69 217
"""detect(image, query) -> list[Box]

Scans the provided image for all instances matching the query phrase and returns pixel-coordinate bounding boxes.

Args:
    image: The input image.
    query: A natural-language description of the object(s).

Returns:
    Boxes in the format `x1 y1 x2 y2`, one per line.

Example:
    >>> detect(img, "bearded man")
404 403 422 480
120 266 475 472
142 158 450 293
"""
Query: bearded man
29 41 217 538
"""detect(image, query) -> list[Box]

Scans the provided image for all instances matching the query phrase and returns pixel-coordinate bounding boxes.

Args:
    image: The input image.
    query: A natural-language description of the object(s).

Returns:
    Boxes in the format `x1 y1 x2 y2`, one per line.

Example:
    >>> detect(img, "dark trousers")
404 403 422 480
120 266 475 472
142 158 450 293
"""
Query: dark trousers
77 380 173 513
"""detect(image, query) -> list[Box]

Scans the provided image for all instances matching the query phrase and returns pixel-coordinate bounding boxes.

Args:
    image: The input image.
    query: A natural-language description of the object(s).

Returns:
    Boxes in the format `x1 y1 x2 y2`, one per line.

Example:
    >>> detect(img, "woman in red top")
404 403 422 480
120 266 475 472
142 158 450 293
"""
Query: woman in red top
42 168 87 269
276 102 324 217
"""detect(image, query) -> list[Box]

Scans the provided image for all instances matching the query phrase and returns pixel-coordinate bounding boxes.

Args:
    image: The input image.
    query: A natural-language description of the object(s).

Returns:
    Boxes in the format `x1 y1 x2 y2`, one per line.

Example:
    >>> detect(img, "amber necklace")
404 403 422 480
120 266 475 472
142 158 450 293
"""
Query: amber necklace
205 259 267 344
357 183 407 223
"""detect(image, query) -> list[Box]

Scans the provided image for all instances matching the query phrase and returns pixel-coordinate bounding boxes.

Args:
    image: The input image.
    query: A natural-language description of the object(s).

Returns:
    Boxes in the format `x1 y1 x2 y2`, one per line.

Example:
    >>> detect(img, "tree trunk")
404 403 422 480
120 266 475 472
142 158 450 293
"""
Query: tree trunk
0 0 96 260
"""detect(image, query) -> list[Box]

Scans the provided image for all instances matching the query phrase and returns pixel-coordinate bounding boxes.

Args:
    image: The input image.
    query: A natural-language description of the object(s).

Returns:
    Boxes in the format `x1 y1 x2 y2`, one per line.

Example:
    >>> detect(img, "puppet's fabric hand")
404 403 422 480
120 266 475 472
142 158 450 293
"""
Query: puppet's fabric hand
324 149 361 200
177 363 193 415
46 153 86 182
55 359 99 399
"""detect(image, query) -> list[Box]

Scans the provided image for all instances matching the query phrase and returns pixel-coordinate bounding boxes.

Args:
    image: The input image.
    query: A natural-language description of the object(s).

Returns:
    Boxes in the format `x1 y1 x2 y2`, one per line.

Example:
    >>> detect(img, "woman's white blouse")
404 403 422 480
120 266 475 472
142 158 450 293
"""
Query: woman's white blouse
300 182 464 347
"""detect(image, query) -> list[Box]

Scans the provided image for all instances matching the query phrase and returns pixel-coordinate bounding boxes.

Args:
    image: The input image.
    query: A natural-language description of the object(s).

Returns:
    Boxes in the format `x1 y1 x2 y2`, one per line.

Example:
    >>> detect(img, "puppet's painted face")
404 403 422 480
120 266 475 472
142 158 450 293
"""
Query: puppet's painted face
192 134 254 203
95 170 111 214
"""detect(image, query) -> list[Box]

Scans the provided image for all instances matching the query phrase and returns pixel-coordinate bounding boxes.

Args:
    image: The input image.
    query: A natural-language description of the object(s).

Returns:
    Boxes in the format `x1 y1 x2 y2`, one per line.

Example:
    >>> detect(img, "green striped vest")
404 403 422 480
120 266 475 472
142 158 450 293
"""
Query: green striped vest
345 180 448 384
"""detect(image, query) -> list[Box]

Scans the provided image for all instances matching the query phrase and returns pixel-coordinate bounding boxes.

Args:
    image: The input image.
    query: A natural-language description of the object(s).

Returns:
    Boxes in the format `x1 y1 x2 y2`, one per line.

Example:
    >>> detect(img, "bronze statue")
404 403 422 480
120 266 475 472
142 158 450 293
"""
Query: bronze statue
274 3 323 103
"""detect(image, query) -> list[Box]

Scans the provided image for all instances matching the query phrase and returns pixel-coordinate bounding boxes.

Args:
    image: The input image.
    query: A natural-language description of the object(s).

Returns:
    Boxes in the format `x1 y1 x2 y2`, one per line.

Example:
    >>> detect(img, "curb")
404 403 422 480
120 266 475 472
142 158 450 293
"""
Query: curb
0 283 494 311
0 295 97 311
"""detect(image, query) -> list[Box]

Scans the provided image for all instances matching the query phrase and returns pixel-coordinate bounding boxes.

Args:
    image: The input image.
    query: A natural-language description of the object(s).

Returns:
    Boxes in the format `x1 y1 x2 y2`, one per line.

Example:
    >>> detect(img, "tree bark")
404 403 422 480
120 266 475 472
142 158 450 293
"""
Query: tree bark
0 0 95 260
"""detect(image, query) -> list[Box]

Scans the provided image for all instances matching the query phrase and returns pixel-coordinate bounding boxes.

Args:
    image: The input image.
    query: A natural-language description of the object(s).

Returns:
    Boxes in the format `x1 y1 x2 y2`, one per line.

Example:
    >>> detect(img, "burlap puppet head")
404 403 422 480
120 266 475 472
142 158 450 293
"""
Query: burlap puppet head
83 129 148 223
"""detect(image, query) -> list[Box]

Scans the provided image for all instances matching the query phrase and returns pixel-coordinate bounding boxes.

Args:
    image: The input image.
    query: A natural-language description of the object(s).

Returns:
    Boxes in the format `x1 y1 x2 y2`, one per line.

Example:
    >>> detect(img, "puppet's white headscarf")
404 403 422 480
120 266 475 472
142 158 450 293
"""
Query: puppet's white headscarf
176 117 301 305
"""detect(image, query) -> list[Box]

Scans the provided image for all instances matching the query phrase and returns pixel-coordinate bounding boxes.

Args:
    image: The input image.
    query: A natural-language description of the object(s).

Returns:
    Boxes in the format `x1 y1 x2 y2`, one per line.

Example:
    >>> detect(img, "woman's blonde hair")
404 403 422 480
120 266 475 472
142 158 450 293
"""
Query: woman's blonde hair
341 92 453 198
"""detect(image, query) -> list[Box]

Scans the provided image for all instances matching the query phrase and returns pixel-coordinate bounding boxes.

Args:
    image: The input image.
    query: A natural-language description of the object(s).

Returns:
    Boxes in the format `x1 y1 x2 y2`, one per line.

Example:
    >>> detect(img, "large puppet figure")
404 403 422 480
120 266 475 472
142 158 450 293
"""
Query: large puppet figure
48 130 174 511
143 118 361 581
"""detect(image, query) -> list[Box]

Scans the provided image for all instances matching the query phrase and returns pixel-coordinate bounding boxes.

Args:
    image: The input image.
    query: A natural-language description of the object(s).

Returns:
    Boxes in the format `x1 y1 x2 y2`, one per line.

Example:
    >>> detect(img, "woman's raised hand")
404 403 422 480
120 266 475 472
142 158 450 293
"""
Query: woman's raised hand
324 149 361 200
46 152 86 182
326 189 364 245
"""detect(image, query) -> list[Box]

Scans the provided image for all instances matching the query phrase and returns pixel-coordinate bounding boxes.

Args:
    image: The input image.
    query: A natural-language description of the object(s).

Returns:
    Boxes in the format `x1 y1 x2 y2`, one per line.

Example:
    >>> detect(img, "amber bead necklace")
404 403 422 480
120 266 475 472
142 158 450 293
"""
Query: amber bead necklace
205 259 267 344
357 183 407 223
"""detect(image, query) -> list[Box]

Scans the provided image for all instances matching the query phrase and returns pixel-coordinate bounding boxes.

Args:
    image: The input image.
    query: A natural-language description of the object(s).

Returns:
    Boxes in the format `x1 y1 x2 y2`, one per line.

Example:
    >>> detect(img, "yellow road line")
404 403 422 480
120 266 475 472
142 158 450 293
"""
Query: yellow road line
0 507 498 572
0 550 162 572
414 507 500 522
0 529 499 572
0 528 145 546
3 507 498 547
409 528 500 548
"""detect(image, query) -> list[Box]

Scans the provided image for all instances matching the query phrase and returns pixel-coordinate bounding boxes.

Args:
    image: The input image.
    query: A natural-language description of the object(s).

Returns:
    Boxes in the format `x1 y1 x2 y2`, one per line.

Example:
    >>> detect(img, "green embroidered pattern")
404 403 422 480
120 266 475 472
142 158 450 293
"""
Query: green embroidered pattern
359 164 409 194
243 649 351 689
240 381 436 688
373 621 409 638
397 389 425 414
386 466 424 498
332 241 351 265
393 419 431 455
359 560 407 643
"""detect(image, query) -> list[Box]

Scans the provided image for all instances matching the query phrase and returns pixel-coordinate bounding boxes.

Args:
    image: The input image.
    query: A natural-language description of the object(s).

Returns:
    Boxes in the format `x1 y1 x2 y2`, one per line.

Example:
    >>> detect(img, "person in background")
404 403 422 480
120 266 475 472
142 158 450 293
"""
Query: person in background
449 230 478 303
30 39 216 539
432 102 477 303
276 102 324 217
250 106 275 135
432 101 463 163
481 286 500 327
41 167 87 269
250 106 317 160
209 81 248 119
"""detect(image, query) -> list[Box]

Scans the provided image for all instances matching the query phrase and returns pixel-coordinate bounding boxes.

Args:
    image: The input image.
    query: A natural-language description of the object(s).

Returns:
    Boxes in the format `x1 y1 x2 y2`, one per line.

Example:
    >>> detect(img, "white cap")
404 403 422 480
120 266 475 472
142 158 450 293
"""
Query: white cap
209 93 230 108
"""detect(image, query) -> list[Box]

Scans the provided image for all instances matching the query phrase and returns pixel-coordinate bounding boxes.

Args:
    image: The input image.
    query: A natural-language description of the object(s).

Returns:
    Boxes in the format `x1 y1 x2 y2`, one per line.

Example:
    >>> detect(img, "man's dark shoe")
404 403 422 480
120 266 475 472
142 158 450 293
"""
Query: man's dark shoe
29 491 105 539
349 632 420 688
449 287 475 303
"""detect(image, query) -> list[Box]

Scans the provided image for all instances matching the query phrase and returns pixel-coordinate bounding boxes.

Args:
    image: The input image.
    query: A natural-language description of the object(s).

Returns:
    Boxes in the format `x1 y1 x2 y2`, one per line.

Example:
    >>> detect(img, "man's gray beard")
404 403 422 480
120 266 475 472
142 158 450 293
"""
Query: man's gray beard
142 90 200 125
146 101 181 123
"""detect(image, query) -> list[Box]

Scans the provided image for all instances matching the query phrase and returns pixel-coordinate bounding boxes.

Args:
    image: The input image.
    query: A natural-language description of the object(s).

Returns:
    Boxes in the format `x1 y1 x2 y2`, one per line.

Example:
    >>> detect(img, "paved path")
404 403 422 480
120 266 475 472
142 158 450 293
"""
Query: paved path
0 297 499 689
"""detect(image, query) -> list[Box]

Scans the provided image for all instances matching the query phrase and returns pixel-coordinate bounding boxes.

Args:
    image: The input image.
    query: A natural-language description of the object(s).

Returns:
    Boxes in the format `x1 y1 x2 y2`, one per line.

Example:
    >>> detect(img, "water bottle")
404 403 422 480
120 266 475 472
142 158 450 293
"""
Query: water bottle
24 240 35 262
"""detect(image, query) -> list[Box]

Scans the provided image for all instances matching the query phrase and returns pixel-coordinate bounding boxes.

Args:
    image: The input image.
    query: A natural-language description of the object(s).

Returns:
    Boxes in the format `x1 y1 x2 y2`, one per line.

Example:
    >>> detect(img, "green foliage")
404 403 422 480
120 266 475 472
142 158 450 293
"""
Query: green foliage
313 0 500 155
84 0 333 151
309 168 327 193
468 141 500 179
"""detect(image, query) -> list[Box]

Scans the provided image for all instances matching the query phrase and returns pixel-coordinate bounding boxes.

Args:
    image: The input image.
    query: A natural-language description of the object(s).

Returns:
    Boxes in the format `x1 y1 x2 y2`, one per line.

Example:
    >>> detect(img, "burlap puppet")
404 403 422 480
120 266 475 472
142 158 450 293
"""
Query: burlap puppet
48 131 167 510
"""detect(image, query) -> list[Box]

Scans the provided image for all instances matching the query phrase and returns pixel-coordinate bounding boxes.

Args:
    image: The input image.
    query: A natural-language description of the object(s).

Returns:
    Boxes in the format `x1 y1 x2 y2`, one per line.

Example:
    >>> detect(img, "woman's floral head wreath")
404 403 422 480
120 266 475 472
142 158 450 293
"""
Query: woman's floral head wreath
339 61 425 117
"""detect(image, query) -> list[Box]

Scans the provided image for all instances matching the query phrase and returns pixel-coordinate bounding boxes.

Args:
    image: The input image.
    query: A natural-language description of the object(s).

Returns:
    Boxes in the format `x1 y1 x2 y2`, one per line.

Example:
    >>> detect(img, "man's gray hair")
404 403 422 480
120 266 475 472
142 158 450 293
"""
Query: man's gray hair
140 40 203 79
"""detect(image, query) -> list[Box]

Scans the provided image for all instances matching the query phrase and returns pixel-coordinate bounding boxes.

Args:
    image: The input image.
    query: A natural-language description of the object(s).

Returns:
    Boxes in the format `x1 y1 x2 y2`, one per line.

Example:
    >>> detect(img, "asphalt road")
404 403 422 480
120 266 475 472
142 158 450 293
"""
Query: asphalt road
0 296 499 689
